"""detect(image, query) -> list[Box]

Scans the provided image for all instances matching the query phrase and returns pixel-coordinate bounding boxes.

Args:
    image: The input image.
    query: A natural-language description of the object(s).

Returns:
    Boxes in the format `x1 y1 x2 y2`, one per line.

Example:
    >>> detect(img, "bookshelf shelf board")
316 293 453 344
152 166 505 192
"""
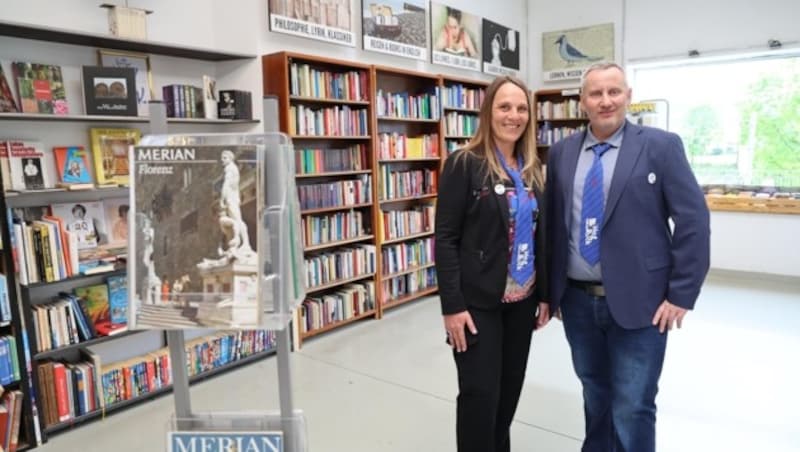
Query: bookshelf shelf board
300 203 373 215
381 262 436 280
306 273 376 294
379 193 437 204
377 116 440 124
42 349 275 436
0 112 258 124
304 235 375 252
290 135 371 140
0 20 255 61
537 117 588 122
296 170 372 178
299 309 377 340
21 268 127 292
378 157 440 163
33 330 144 361
380 230 435 245
443 106 480 113
289 95 370 106
6 187 128 208
444 135 473 140
382 286 438 310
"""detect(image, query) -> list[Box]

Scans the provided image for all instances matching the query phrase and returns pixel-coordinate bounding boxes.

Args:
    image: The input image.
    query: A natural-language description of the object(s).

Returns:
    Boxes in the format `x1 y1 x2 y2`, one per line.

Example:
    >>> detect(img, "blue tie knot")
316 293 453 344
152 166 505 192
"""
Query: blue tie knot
591 142 612 156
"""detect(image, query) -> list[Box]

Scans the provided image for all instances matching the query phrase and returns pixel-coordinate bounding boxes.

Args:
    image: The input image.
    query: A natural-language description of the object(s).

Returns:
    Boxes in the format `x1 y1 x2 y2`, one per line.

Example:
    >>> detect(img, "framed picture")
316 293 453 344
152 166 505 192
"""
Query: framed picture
542 23 614 82
89 127 142 186
430 2 482 72
82 66 137 116
98 49 154 116
361 0 428 61
268 0 355 47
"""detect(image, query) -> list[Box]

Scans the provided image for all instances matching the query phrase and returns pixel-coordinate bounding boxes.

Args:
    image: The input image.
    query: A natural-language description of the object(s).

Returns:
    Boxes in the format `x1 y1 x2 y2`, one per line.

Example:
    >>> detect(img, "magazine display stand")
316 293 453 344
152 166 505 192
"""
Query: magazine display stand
137 99 306 451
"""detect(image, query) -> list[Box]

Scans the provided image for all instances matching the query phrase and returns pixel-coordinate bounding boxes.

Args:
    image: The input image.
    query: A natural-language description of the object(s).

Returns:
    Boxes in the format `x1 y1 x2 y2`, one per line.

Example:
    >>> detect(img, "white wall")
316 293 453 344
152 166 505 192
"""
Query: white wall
526 0 800 277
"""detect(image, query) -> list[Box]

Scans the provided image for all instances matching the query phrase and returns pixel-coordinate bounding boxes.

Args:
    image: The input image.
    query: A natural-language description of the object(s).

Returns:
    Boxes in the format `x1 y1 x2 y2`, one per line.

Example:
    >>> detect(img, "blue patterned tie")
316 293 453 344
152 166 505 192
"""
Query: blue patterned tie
580 142 612 266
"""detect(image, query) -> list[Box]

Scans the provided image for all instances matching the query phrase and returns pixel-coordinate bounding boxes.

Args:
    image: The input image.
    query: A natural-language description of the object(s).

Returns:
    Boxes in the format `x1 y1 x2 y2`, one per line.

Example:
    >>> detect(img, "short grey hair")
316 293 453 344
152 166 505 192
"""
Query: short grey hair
580 62 628 92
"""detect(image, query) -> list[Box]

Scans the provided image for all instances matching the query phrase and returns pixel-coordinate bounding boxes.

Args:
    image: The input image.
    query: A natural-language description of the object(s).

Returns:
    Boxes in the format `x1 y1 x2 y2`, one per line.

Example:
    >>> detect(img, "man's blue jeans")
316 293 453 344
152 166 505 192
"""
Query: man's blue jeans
561 286 668 452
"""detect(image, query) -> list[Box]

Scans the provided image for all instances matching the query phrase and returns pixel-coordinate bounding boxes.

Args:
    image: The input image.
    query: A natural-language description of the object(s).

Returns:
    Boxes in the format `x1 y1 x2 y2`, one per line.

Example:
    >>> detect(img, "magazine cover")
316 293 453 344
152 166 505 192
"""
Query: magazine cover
0 64 19 113
53 146 93 185
130 144 262 329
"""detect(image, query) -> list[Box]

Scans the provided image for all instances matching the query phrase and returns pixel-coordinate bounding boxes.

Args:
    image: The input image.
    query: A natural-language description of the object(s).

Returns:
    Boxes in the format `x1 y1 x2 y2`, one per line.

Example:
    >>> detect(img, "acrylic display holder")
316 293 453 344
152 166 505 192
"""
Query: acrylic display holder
129 98 307 451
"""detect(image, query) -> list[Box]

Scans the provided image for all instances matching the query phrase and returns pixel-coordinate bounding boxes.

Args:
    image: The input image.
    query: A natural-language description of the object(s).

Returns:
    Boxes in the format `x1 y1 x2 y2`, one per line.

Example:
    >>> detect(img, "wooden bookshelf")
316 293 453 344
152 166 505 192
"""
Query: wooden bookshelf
372 66 442 318
439 75 488 157
263 52 379 346
533 88 589 162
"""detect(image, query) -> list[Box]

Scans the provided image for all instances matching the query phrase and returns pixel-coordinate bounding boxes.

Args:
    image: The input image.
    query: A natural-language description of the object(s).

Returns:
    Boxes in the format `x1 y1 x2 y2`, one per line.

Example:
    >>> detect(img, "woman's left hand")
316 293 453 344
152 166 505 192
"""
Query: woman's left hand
536 302 550 329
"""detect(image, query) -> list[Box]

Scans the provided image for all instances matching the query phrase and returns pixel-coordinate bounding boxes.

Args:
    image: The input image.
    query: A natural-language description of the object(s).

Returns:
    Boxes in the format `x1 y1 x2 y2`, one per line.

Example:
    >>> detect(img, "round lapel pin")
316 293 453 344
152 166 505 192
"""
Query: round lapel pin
648 172 657 184
494 184 506 195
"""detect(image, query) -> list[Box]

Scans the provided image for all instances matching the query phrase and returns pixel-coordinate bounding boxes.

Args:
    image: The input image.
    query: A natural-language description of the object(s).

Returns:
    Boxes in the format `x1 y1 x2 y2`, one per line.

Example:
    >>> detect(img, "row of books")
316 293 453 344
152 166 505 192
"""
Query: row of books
377 133 440 160
10 198 128 285
375 89 441 120
301 210 370 248
299 281 375 334
0 389 24 452
304 244 377 289
378 206 435 241
537 123 587 146
1 131 140 191
446 139 471 153
378 167 438 201
289 63 368 102
295 144 369 175
288 105 369 137
37 330 275 428
444 112 479 137
297 175 372 210
442 84 485 110
0 335 21 386
32 276 128 354
536 99 586 120
380 267 438 304
380 237 435 277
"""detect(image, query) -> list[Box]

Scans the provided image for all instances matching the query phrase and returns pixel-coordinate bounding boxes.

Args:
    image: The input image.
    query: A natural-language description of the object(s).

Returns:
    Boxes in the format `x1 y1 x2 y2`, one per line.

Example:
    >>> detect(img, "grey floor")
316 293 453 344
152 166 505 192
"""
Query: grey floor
37 272 799 451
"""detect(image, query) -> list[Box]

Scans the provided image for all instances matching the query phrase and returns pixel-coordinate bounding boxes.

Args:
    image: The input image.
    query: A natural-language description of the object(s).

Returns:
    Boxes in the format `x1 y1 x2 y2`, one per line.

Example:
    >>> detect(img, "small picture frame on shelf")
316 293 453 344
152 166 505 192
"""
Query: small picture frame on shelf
82 66 138 116
98 49 154 116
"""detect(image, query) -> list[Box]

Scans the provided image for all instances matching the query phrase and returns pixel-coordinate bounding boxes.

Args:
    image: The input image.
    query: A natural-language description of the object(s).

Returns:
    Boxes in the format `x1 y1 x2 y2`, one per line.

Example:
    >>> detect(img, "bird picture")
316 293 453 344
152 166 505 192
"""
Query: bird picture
555 34 603 65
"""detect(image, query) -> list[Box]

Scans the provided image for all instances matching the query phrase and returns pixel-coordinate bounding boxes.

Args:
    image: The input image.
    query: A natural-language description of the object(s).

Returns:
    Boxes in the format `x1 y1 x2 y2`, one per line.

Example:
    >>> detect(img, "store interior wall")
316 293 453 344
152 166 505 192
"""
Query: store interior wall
527 0 800 277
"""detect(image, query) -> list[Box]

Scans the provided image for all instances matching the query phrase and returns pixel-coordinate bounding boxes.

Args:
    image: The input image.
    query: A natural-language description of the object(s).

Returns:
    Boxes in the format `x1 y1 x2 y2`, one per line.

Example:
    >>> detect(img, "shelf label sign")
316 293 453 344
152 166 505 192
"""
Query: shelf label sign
270 14 355 47
168 431 283 452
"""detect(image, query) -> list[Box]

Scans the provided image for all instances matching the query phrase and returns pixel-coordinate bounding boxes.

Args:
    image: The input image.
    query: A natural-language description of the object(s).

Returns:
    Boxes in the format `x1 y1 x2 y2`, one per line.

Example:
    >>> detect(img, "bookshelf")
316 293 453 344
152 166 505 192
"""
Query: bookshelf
440 75 488 156
0 19 270 447
533 88 589 162
372 66 441 316
262 52 378 346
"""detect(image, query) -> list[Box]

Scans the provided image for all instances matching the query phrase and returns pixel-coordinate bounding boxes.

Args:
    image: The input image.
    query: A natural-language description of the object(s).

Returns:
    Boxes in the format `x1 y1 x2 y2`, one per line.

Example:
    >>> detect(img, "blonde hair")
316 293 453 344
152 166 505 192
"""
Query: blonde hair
454 75 543 191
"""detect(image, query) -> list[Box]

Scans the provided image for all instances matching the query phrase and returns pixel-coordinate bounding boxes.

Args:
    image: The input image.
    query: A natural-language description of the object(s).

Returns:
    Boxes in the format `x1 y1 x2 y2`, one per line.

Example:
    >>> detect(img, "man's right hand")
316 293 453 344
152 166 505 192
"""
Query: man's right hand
443 311 477 353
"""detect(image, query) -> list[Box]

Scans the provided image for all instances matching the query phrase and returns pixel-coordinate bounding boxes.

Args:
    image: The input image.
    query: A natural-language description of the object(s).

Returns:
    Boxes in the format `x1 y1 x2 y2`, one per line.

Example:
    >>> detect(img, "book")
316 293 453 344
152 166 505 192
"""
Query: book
102 197 129 246
53 146 93 185
89 127 141 186
10 62 68 115
131 144 263 329
0 64 18 113
202 75 218 119
50 201 107 250
81 66 137 116
6 140 56 191
106 274 128 325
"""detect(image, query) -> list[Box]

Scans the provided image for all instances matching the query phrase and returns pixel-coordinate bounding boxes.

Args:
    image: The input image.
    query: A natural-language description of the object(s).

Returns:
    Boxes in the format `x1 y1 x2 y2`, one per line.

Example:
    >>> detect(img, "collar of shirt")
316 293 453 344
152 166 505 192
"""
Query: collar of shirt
583 122 626 152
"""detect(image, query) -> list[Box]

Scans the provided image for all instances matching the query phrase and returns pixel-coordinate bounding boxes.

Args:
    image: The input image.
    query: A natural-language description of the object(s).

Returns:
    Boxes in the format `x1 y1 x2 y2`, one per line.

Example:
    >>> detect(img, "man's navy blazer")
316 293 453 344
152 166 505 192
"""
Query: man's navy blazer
546 122 710 329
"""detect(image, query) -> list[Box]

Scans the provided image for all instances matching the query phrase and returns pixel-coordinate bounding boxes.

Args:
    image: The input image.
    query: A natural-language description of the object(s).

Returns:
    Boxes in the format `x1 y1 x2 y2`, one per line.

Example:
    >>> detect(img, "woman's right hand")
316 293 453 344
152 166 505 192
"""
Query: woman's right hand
443 310 477 353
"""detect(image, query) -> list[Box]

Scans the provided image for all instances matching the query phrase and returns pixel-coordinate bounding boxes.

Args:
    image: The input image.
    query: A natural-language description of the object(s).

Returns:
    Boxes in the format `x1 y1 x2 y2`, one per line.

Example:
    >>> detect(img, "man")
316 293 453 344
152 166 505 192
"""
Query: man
546 62 710 452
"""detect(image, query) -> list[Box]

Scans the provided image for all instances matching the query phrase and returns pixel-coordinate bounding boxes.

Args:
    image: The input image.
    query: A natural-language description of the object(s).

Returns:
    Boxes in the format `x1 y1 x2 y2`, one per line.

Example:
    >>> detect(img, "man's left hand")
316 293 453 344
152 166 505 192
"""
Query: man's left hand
652 300 688 333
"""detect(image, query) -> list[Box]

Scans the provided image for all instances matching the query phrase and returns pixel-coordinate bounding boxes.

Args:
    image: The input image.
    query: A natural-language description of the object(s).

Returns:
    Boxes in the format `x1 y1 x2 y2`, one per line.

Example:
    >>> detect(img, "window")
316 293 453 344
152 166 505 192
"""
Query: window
629 51 800 189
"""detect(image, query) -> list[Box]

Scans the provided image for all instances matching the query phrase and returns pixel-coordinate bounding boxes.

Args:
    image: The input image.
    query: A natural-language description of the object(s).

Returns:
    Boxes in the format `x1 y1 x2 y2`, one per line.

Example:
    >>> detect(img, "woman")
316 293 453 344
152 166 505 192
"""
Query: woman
435 75 550 452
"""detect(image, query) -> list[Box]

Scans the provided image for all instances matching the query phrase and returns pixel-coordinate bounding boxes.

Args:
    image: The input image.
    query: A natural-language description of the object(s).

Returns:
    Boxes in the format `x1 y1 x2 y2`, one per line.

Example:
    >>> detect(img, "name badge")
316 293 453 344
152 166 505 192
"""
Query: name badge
494 184 506 195
648 172 657 184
